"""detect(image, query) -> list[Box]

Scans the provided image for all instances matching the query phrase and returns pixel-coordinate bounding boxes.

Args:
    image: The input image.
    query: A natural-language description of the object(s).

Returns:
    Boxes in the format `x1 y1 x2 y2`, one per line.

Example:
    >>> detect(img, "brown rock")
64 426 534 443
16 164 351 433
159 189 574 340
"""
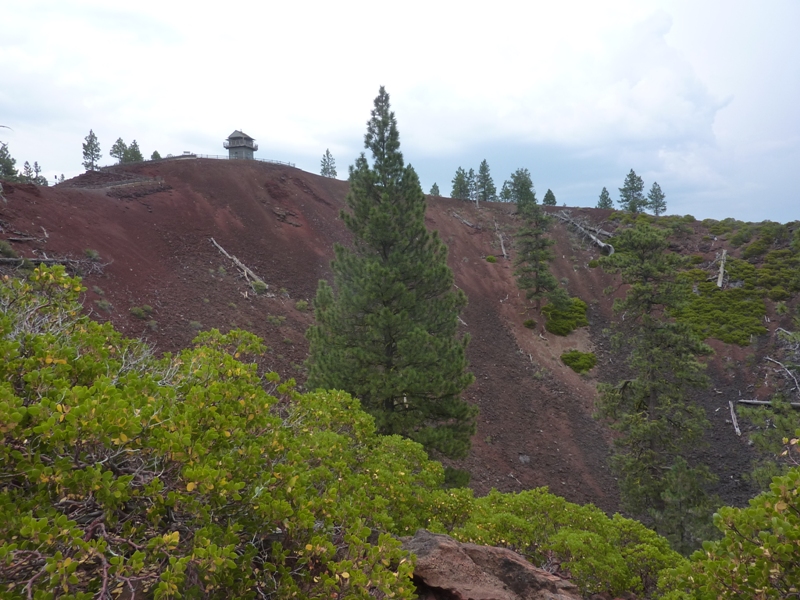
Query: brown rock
402 530 581 600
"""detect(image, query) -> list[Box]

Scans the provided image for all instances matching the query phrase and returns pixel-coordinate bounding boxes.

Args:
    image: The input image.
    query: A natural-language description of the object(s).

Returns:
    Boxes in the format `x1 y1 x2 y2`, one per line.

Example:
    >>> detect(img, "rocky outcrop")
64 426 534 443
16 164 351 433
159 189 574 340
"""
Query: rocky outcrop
402 530 581 600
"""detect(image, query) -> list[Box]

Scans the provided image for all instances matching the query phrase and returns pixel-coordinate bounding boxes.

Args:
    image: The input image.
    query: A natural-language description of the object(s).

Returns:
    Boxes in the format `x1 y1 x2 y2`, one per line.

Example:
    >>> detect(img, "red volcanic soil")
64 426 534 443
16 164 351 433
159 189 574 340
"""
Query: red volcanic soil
0 159 772 511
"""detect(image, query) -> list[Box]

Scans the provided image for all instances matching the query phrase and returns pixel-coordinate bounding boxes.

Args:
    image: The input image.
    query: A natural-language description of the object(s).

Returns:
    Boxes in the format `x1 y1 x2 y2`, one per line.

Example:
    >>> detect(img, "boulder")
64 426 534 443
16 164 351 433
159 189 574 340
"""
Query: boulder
402 530 581 600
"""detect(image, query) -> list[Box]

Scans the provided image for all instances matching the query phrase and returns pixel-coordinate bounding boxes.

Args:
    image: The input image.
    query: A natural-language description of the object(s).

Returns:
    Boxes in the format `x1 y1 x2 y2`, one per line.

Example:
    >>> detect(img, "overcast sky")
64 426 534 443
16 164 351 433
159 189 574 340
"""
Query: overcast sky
2 0 798 222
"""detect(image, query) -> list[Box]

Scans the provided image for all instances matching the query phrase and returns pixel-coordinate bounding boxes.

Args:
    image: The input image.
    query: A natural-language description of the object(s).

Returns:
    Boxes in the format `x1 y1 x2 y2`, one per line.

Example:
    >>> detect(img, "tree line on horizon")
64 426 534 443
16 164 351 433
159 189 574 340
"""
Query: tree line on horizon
81 129 161 172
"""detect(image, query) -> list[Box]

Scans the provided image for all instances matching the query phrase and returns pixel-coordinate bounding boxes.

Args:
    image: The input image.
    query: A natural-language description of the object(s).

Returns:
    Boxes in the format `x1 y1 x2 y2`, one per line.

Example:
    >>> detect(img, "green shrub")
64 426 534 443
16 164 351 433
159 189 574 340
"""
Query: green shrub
560 350 597 373
251 280 268 294
267 315 286 326
660 464 800 599
523 319 536 329
768 286 790 301
542 298 589 336
588 259 600 268
295 299 309 311
0 240 17 258
83 248 100 261
688 254 704 265
94 298 112 312
485 255 497 263
129 304 154 319
189 320 203 330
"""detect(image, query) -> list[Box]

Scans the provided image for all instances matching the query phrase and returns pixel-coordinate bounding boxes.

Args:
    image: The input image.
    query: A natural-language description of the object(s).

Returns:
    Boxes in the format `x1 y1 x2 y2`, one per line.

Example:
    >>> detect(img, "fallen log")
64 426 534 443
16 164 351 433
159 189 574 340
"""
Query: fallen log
554 211 614 255
210 237 269 293
729 401 741 436
452 211 481 230
737 399 800 409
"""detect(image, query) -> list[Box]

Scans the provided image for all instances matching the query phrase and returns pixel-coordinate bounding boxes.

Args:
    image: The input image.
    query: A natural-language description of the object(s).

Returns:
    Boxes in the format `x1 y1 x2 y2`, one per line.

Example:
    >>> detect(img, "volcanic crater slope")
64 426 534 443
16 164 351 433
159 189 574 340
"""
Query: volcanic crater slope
1 158 778 511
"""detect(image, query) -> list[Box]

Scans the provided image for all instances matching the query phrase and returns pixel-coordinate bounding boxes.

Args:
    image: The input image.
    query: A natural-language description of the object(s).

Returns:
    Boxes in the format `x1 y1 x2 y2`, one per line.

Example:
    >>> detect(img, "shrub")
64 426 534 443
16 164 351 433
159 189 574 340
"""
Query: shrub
769 286 790 301
542 298 589 336
189 320 203 330
588 259 600 268
129 304 154 319
94 298 112 312
295 299 309 311
0 240 17 258
523 319 536 329
485 255 497 263
251 280 268 294
561 350 597 373
267 315 286 326
83 248 100 261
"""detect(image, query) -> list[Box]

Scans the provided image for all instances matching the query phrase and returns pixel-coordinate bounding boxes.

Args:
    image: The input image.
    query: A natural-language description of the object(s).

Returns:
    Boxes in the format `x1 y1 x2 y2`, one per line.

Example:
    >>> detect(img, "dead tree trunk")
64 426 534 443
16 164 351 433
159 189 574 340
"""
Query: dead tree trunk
554 211 615 255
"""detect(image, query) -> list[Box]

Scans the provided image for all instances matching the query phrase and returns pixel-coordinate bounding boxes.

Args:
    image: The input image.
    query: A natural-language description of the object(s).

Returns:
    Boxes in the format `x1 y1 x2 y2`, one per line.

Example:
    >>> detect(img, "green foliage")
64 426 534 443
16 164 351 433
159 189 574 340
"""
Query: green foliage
0 239 18 258
448 489 685 597
618 169 646 213
542 188 557 206
429 182 440 196
0 266 447 598
126 140 144 162
320 148 337 178
82 130 101 171
661 462 800 599
251 279 268 294
295 299 309 311
513 194 564 310
476 159 497 203
647 182 667 216
523 319 536 329
94 299 112 312
542 298 588 336
560 350 596 373
84 248 100 261
596 187 614 209
588 259 600 268
151 150 162 160
500 168 536 204
129 305 154 319
599 223 717 552
450 166 469 200
267 315 286 326
0 142 19 181
110 137 128 164
485 255 497 263
306 88 476 459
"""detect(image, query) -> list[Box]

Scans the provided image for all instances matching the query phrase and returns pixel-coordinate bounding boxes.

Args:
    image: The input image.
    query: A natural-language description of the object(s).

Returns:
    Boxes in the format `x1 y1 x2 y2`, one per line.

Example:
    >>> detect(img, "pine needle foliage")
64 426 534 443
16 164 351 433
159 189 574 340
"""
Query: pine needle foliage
306 87 476 459
598 223 718 554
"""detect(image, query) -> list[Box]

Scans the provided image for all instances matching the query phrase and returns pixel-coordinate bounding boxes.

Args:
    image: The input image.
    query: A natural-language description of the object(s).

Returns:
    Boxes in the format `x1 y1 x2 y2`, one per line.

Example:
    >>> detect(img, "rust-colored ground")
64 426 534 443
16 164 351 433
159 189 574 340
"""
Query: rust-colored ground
1 159 773 511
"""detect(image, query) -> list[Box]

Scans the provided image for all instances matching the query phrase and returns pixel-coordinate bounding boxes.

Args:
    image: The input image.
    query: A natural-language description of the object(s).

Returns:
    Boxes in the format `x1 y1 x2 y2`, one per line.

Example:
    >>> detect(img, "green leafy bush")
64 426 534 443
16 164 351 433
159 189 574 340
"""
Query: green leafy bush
0 267 442 598
588 259 600 268
523 319 536 329
542 298 588 335
295 299 309 311
252 279 268 294
449 489 684 597
129 304 154 319
660 462 800 599
83 248 100 261
560 350 597 373
0 240 17 258
485 255 497 263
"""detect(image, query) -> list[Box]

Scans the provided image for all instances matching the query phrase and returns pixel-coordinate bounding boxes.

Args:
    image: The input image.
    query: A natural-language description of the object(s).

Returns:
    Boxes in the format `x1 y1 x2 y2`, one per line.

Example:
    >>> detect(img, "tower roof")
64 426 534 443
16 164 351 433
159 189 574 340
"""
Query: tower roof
227 130 255 141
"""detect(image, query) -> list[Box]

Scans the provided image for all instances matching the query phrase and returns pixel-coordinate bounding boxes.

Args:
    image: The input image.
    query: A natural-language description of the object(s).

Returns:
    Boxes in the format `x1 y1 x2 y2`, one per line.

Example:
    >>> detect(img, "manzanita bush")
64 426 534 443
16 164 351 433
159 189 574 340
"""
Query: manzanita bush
3 266 794 599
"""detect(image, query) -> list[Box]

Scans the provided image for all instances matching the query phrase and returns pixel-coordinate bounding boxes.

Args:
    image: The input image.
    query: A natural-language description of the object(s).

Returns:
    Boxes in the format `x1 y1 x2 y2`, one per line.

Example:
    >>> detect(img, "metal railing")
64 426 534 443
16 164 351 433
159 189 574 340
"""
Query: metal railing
223 140 259 151
195 154 295 167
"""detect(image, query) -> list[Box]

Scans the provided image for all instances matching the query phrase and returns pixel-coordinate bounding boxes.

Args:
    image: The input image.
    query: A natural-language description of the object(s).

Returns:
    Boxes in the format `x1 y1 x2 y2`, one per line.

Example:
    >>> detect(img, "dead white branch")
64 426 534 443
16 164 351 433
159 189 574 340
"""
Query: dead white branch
494 219 508 259
210 237 268 293
452 211 481 230
554 211 614 255
765 356 800 394
729 401 741 436
738 399 800 409
716 249 727 288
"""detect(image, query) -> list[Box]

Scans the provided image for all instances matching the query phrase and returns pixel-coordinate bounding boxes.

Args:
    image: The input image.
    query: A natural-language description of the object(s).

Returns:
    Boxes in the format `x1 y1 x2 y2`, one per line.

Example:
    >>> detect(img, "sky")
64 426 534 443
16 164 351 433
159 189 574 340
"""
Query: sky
1 0 798 222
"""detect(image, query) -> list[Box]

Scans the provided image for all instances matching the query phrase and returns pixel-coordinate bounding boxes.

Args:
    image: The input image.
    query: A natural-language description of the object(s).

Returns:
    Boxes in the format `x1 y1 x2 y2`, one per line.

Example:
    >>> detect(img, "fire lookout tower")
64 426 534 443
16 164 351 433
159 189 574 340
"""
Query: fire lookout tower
224 130 258 159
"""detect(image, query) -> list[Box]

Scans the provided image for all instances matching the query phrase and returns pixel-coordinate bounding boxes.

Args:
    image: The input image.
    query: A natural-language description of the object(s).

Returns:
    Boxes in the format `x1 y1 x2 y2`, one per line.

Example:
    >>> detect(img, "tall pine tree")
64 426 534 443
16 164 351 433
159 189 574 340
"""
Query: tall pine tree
306 87 476 459
542 189 556 206
598 223 718 553
451 167 469 200
514 190 567 310
476 159 497 204
320 149 337 178
82 130 101 171
647 181 666 216
0 142 18 181
597 186 613 209
618 169 646 213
